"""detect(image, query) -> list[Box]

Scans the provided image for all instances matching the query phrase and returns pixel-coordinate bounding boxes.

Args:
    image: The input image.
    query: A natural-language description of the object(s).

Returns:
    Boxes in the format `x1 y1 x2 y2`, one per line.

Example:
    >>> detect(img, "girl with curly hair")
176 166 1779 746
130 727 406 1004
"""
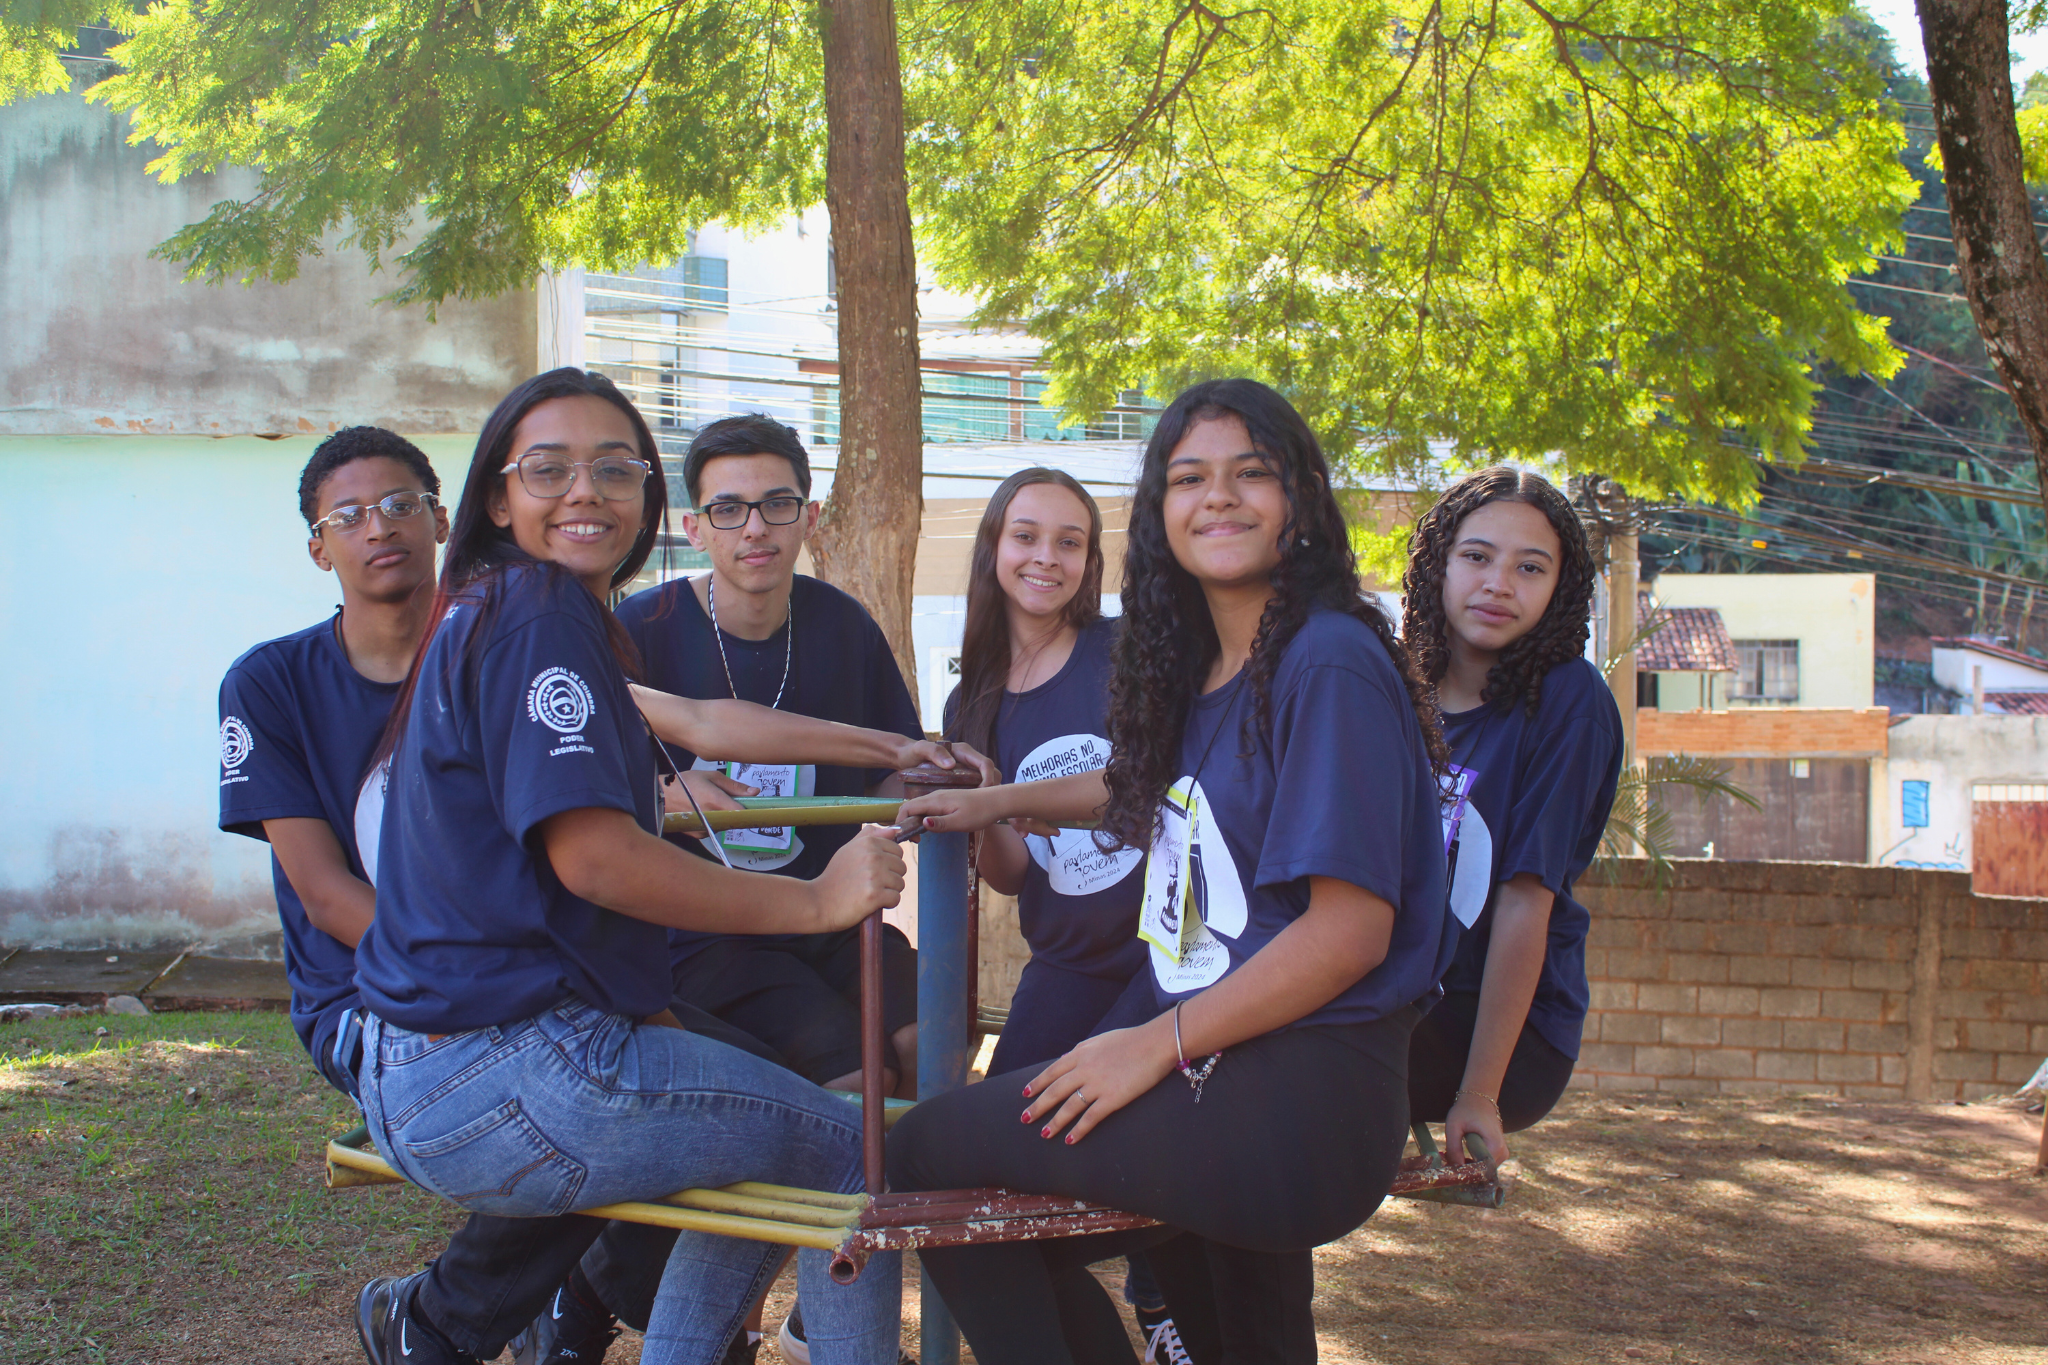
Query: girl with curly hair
893 379 1455 1364
1400 467 1622 1171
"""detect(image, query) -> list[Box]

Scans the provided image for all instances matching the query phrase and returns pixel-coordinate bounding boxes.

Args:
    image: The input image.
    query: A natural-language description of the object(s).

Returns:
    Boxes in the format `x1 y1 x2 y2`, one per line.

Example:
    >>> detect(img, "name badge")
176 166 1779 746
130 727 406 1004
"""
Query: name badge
1138 781 1201 961
718 762 799 852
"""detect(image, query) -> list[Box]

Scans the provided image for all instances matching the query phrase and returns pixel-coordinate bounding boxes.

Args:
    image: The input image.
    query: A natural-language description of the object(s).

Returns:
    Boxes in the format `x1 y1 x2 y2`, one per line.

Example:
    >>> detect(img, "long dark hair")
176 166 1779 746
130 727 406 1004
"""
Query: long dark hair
1098 379 1446 852
947 468 1105 755
372 369 666 769
1402 467 1595 716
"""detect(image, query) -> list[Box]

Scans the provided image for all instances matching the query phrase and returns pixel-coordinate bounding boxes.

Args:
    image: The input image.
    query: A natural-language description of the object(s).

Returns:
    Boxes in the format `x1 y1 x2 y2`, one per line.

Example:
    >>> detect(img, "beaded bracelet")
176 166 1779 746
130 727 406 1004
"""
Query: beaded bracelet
1172 1002 1222 1103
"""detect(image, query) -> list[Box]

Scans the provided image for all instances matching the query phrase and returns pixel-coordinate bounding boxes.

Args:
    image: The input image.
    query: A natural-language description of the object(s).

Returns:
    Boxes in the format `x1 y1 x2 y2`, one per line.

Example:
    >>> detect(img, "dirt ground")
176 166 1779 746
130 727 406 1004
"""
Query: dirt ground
3 1012 2044 1364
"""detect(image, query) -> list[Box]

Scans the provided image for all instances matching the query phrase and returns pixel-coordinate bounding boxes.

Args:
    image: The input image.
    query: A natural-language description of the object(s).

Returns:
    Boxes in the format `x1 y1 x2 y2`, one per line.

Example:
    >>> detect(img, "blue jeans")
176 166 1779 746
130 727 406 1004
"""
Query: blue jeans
358 1001 901 1365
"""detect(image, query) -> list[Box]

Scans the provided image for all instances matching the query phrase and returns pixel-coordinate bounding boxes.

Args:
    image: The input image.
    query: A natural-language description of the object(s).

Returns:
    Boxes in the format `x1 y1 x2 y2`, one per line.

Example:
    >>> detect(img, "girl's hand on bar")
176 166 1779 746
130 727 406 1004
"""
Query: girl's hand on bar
1444 1093 1507 1175
1003 816 1062 840
660 771 756 838
897 737 999 787
809 824 908 930
1019 1017 1177 1145
898 783 1007 834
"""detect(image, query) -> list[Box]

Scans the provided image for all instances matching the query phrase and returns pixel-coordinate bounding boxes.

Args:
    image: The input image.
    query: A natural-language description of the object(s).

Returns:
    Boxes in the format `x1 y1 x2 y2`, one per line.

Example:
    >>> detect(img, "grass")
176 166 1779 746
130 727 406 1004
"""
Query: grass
0 1011 463 1364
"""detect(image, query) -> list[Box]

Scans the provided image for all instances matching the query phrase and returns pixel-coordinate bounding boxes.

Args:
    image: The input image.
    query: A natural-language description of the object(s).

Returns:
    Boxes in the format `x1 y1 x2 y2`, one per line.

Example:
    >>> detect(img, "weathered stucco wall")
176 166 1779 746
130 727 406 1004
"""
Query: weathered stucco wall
0 68 535 436
1880 714 2048 872
0 434 472 945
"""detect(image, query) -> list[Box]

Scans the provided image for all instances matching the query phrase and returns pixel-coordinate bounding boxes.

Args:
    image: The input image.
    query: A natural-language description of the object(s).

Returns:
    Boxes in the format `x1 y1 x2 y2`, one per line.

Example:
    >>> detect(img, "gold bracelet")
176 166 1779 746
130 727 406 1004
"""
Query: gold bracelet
1453 1087 1500 1113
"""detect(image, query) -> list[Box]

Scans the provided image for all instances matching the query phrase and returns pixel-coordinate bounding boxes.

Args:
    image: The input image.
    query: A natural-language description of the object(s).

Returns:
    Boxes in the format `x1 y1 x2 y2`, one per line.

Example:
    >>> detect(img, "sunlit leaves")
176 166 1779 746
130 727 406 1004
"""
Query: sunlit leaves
903 0 1918 504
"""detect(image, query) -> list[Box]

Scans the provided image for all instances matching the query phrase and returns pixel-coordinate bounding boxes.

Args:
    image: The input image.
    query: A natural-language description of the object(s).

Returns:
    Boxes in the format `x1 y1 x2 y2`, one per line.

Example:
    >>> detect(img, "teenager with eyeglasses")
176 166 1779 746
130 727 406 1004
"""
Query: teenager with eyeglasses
347 370 966 1365
612 414 934 1104
891 380 1457 1364
223 428 649 1365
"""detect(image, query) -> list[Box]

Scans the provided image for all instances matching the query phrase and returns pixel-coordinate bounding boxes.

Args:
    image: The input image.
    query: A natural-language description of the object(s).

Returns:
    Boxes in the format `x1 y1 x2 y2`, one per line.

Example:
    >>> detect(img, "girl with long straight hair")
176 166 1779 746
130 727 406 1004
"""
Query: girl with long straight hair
944 468 1150 1074
893 379 1455 1364
1399 466 1620 1167
350 368 926 1365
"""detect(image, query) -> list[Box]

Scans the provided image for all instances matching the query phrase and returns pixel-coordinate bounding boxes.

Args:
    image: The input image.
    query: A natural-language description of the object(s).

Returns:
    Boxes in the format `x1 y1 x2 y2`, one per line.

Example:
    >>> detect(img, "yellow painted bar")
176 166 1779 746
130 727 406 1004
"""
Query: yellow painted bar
662 798 904 836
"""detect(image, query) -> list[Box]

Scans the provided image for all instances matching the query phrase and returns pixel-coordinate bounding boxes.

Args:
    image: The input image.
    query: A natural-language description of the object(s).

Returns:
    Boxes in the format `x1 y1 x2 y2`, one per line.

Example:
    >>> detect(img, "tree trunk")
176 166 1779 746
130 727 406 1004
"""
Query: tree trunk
1917 0 2048 508
812 0 926 719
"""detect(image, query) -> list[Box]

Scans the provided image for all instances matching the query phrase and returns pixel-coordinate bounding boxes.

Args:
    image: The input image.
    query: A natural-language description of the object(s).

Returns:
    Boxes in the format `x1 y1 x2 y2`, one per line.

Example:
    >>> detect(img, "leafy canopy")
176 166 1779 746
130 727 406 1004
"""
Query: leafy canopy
11 0 1914 508
79 0 831 303
902 0 1918 504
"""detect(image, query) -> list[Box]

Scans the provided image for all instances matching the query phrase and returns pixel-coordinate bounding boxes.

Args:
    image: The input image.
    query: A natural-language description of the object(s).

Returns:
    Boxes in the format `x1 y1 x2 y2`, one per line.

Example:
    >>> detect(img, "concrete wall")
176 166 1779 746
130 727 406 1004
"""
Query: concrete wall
1879 714 2048 872
0 434 473 945
1577 858 2046 1102
1651 573 1875 708
0 68 536 435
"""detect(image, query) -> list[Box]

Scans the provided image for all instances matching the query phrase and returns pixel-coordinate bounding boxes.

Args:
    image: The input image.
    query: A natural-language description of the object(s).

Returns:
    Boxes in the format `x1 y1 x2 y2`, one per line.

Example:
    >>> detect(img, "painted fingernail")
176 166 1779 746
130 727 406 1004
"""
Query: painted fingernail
1065 1134 1076 1145
1040 1125 1053 1139
1021 1086 1033 1098
1021 1110 1033 1122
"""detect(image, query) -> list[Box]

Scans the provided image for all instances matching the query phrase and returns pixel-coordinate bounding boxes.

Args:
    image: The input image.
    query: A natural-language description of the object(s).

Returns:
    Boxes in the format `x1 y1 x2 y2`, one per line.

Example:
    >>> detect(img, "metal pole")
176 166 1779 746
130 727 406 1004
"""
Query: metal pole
916 827 971 1365
859 912 886 1197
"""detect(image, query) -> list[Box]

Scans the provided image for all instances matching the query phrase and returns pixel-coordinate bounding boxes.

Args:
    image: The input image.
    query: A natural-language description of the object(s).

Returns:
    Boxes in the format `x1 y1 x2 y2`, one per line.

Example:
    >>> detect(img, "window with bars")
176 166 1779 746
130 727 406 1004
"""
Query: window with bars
1732 640 1799 702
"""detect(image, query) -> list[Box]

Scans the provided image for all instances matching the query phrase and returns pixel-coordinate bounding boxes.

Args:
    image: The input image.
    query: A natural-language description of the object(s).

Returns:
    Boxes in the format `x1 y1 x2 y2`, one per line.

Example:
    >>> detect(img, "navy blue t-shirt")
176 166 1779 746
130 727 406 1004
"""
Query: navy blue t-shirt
1438 657 1622 1059
217 614 394 1061
943 618 1146 980
614 574 922 960
1139 608 1453 1028
354 564 669 1033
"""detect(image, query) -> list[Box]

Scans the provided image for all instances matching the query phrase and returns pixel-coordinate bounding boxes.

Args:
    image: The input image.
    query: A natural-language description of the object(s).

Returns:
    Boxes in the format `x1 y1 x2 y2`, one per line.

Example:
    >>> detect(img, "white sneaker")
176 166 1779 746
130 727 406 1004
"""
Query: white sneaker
776 1306 811 1365
1143 1316 1192 1365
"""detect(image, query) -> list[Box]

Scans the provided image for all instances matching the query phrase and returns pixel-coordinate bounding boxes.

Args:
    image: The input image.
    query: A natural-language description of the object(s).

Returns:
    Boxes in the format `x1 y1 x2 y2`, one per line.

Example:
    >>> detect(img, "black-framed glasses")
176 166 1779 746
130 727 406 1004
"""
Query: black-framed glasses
500 453 652 501
310 492 439 536
701 496 808 530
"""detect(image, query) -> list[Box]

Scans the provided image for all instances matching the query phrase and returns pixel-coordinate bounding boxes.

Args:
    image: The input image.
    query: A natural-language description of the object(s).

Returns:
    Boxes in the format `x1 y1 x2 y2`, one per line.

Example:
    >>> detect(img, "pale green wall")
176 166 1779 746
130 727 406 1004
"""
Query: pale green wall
0 433 472 944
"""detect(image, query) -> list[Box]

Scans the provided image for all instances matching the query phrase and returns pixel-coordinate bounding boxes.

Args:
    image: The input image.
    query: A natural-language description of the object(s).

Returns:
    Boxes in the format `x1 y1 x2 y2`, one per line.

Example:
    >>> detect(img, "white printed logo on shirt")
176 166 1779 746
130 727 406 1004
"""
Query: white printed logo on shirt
1143 777 1248 993
355 760 390 888
527 667 594 734
691 756 815 871
219 716 254 785
1013 734 1142 896
1441 764 1493 929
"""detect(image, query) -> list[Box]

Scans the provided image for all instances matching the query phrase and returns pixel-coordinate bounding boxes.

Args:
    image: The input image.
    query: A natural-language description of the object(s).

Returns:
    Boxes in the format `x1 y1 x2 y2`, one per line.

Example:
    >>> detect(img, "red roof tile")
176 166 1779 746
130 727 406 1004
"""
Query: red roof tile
1635 596 1738 672
1985 691 2048 716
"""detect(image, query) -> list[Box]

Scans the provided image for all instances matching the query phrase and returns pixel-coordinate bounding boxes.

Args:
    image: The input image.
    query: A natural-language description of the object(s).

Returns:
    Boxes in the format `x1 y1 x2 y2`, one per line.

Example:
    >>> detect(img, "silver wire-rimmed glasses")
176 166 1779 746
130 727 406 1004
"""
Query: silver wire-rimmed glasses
500 453 652 501
310 492 440 536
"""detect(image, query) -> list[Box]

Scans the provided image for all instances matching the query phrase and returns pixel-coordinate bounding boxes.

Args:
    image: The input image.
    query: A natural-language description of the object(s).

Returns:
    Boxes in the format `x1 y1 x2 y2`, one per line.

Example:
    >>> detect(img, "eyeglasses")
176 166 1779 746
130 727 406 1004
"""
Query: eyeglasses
310 492 439 536
701 496 808 530
501 453 651 501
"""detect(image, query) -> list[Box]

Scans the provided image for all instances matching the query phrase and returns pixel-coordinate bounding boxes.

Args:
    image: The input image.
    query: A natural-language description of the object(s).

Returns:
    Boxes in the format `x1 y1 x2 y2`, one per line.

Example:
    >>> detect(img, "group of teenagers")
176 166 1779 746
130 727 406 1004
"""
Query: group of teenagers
217 367 1622 1365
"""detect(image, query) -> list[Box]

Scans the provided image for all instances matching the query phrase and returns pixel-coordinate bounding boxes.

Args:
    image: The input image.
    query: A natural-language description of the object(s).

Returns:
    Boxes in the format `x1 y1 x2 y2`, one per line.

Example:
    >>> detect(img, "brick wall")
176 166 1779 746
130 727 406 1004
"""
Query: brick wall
1635 706 1891 757
1576 859 2048 1100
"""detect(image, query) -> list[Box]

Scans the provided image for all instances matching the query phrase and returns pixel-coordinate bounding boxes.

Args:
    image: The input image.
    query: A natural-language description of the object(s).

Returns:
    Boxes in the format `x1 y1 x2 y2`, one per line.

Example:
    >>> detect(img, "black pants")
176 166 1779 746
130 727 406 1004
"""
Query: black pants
326 1002 785 1356
1193 992 1580 1365
885 1013 1416 1365
1405 989 1576 1129
671 926 918 1083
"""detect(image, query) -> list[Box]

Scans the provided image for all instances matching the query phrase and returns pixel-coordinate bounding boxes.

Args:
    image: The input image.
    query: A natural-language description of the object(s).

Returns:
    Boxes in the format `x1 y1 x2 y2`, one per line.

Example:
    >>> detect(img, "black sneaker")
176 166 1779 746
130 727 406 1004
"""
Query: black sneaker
507 1283 622 1365
356 1272 480 1365
722 1334 760 1365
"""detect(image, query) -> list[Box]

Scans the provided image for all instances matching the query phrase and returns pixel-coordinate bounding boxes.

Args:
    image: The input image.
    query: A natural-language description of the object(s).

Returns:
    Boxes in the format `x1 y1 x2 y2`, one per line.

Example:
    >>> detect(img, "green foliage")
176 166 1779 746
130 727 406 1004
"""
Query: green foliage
0 3 118 99
87 0 832 303
903 0 1917 502
1598 753 1761 887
